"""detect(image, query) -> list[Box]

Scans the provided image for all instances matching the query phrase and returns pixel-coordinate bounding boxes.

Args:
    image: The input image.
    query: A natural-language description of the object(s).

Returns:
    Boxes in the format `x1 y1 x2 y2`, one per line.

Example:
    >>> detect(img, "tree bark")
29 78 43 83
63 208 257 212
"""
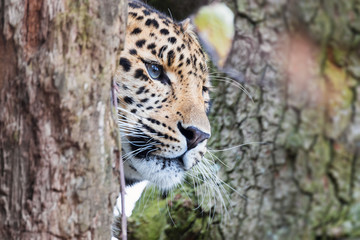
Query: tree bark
126 0 360 239
206 0 360 239
0 0 126 239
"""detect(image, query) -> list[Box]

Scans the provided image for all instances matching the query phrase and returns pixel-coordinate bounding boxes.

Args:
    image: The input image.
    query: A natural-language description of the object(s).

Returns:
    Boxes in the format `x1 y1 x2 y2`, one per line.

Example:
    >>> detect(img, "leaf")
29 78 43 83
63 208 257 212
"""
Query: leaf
193 3 235 68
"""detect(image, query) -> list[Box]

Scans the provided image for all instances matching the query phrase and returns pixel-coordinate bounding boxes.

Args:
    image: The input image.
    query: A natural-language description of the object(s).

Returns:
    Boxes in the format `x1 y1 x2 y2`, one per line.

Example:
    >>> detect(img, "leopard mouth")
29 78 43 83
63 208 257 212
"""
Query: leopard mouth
124 139 201 190
145 153 186 170
127 135 188 169
126 134 202 174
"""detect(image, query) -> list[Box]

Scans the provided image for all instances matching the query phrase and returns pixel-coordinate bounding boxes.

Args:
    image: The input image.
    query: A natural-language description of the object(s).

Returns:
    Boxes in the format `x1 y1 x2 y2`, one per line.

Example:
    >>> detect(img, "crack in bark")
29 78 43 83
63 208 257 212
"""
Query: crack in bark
348 149 358 201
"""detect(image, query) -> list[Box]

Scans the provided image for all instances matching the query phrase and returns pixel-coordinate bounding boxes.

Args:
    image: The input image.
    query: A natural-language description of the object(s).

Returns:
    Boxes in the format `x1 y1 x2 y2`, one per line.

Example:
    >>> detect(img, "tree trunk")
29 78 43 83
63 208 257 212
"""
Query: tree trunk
0 0 126 239
207 0 360 239
126 0 360 239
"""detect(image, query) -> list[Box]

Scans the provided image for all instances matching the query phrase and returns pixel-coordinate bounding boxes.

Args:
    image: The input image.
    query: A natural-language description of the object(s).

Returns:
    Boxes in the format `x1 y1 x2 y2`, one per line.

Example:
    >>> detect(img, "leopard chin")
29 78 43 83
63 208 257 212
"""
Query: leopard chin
122 138 208 190
124 155 185 191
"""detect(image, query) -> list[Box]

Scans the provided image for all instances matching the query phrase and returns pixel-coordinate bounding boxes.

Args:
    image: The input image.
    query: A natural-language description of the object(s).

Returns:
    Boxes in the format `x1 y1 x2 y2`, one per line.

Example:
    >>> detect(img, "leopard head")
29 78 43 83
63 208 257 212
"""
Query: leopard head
115 0 211 190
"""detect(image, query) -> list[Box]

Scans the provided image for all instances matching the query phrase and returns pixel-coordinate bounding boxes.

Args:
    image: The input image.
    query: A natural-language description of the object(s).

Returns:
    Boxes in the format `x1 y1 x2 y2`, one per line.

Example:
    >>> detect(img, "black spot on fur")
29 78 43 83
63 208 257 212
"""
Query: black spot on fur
168 37 177 44
145 18 159 29
134 69 143 78
143 9 151 16
124 96 134 104
147 43 156 49
129 12 137 17
167 50 175 67
193 54 198 66
199 63 205 72
147 118 162 125
140 122 179 142
131 28 142 35
134 69 149 81
160 29 169 35
136 16 144 20
136 39 146 48
136 86 145 95
199 48 205 56
129 49 137 55
119 58 131 72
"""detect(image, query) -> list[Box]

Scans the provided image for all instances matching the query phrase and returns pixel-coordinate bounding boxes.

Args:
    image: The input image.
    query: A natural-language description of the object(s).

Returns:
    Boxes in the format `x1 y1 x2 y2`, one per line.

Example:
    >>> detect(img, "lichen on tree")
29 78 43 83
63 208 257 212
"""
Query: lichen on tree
0 0 126 239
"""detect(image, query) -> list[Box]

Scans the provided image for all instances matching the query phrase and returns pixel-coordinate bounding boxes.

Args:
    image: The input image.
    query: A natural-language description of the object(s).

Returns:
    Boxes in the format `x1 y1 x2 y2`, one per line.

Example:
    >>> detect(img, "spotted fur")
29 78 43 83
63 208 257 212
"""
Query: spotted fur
115 0 211 191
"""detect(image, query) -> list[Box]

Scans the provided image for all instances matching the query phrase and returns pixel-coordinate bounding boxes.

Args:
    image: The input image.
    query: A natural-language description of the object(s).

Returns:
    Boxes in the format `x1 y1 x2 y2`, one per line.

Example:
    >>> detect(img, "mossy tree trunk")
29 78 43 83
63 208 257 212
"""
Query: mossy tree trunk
0 0 126 238
207 0 360 239
126 1 360 240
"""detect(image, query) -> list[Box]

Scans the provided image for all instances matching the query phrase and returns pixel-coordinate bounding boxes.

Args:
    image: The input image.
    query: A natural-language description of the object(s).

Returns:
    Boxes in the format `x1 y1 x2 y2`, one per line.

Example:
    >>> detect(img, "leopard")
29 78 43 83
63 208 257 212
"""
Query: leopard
115 0 211 192
112 1 217 237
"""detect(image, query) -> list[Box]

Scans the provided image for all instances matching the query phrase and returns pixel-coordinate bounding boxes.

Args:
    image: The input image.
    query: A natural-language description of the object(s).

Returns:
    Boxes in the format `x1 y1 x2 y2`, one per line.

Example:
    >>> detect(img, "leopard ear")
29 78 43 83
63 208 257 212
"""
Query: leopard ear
181 18 192 32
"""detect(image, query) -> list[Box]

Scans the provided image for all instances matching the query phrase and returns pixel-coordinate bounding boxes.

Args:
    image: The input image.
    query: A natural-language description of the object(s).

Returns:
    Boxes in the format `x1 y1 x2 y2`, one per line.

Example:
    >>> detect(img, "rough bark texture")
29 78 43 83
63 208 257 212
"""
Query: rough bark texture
0 0 126 239
208 0 360 239
126 0 360 239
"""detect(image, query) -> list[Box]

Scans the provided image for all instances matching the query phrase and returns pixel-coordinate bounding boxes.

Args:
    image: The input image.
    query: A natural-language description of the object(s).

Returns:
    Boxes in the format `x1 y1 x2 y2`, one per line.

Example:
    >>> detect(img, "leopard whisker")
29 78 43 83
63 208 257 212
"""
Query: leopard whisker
205 150 229 168
208 141 268 152
187 158 236 219
122 145 156 160
116 106 143 120
138 184 156 216
209 72 252 94
210 77 254 103
145 148 158 160
202 157 246 200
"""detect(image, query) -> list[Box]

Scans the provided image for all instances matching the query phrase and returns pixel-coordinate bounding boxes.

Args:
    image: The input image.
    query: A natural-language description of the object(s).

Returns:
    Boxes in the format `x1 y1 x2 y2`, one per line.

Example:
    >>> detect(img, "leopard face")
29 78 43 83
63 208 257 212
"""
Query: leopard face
115 0 211 190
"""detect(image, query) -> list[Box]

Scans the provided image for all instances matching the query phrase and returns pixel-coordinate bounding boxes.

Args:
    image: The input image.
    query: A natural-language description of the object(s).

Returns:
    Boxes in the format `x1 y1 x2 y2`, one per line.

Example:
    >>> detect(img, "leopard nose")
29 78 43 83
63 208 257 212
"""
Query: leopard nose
178 123 210 150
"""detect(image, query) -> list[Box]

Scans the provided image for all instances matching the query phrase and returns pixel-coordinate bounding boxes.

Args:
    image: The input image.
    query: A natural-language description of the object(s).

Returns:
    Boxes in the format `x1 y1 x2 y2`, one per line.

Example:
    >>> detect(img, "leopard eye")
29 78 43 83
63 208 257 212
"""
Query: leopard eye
145 63 163 79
